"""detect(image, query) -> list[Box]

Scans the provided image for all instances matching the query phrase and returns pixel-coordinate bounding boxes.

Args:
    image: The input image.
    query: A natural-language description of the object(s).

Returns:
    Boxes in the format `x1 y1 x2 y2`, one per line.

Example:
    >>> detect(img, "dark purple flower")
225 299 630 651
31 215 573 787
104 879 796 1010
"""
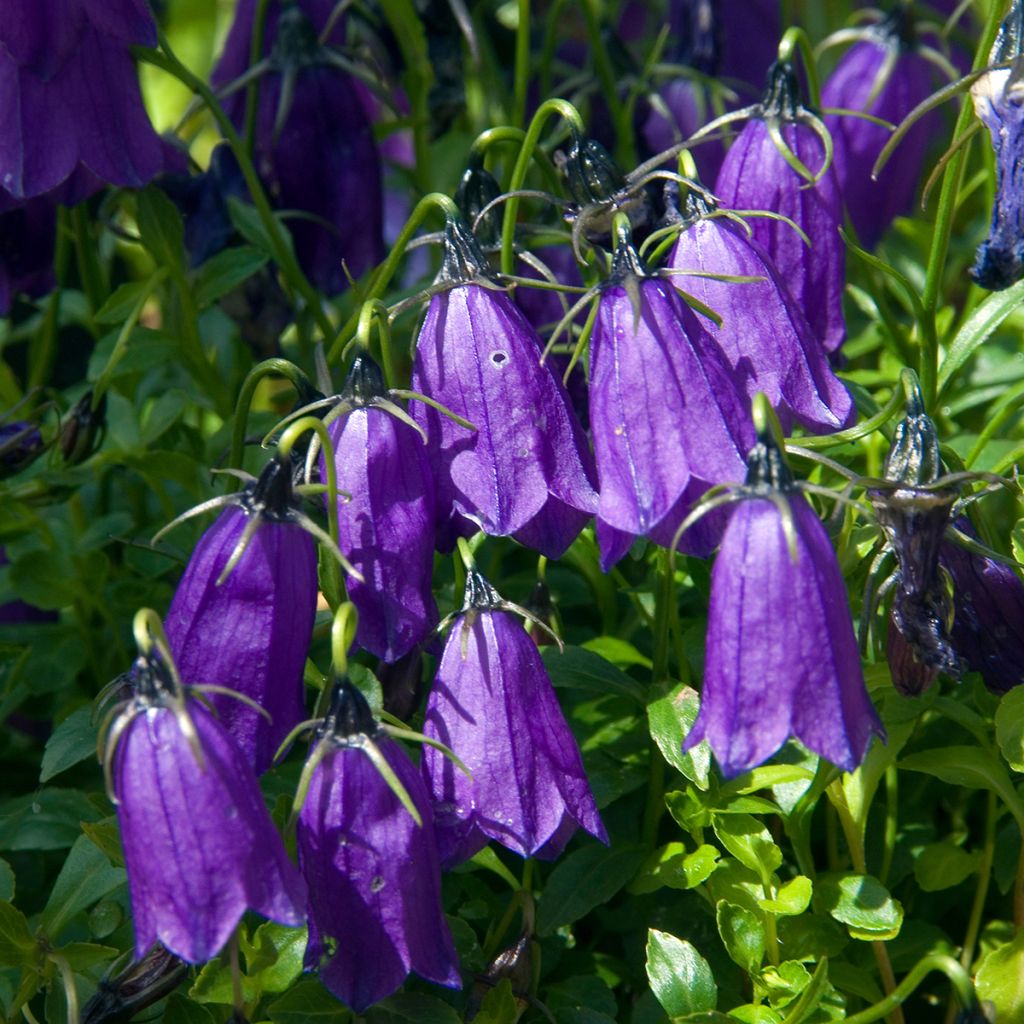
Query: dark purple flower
970 62 1024 290
410 217 597 558
0 195 56 313
107 649 307 963
715 61 847 355
422 570 606 867
163 457 318 774
0 419 45 475
822 10 944 249
590 230 752 569
941 519 1024 694
667 195 853 434
685 423 883 776
212 2 383 293
320 355 437 663
0 0 169 202
716 0 781 96
297 678 460 1011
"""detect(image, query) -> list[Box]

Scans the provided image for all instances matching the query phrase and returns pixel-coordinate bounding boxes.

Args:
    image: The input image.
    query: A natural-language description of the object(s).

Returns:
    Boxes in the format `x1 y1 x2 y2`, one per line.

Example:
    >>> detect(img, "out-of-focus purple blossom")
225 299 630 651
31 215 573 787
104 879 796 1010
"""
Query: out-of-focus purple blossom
590 229 752 570
164 457 318 774
715 61 847 355
822 10 944 249
0 420 45 475
0 195 56 314
717 0 780 95
297 677 460 1011
422 570 606 867
109 649 307 963
212 2 383 293
667 195 853 434
410 216 597 559
320 354 438 663
942 518 1024 694
0 0 171 203
685 419 883 776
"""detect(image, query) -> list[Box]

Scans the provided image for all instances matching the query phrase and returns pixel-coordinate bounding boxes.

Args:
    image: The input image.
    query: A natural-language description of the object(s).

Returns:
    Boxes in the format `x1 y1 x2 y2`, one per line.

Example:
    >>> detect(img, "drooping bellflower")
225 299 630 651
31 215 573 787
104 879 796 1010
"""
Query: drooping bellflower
422 570 606 868
319 354 438 663
685 411 884 776
0 0 171 203
212 2 383 293
822 8 943 249
163 456 318 774
590 225 752 569
666 191 853 434
715 61 847 355
105 648 307 963
410 215 598 558
297 677 460 1011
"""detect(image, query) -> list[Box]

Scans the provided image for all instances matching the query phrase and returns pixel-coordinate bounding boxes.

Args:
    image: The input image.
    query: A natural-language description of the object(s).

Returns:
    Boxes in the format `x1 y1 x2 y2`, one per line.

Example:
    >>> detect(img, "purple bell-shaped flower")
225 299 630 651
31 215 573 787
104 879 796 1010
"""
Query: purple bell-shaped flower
715 61 847 355
422 569 606 867
162 455 318 774
666 189 853 434
297 676 460 1011
590 222 752 569
102 639 307 963
410 215 598 558
686 400 884 776
319 353 438 663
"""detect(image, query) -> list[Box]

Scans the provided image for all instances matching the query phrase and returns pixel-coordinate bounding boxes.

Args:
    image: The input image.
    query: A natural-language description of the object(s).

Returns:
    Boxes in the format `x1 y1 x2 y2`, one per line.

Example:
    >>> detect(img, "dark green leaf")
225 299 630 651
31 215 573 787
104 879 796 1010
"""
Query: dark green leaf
267 978 353 1022
136 186 185 270
647 684 710 789
164 994 218 1024
39 834 126 940
194 246 268 307
542 645 647 704
140 390 188 446
645 928 717 1017
228 197 286 257
94 280 152 325
545 975 617 1018
368 992 461 1023
716 901 765 973
537 843 648 935
40 707 98 782
939 279 1024 392
913 841 981 892
471 978 521 1024
8 550 80 609
817 873 903 940
56 942 118 970
0 902 37 968
996 687 1024 773
0 857 13 901
0 788 103 851
348 664 384 718
582 635 652 669
80 818 124 867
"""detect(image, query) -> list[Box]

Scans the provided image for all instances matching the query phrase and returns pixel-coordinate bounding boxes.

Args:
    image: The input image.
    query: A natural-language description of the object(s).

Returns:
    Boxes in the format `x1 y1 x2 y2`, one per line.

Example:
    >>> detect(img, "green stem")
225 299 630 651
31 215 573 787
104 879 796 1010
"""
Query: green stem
879 764 898 886
356 299 397 388
243 0 271 162
230 358 314 472
70 203 105 326
29 211 71 389
844 955 978 1024
513 0 530 127
777 27 822 109
330 603 358 675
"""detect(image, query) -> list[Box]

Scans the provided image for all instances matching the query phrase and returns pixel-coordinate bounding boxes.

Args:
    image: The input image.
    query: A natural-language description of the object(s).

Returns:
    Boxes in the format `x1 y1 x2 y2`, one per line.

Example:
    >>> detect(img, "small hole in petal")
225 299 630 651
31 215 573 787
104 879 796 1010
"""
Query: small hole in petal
491 351 508 366
370 876 386 892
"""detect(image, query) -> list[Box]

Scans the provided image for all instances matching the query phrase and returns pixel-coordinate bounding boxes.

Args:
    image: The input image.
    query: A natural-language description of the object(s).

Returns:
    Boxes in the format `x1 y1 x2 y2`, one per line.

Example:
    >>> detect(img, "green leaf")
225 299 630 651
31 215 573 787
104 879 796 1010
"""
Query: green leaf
228 197 286 258
56 942 118 970
471 979 521 1024
245 921 307 993
977 928 1024 1023
728 1007 782 1023
537 843 648 935
80 818 124 867
712 814 783 883
94 280 153 325
39 834 126 940
630 842 720 894
0 902 37 968
8 550 81 609
647 683 710 789
817 873 903 940
136 185 185 270
996 687 1024 773
0 788 103 851
759 876 812 916
267 978 352 1022
939 278 1024 392
913 841 981 892
582 635 653 669
348 664 384 718
140 389 188 446
716 901 765 973
645 928 717 1017
542 645 647 705
368 992 461 1023
40 707 98 782
190 955 259 1006
164 994 218 1024
0 857 13 901
193 246 268 307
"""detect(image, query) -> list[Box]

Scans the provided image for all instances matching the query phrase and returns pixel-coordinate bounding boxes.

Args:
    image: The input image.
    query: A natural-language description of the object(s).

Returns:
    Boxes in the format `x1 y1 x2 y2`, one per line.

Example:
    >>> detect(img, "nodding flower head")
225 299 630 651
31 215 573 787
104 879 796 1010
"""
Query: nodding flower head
101 632 306 963
296 676 460 1012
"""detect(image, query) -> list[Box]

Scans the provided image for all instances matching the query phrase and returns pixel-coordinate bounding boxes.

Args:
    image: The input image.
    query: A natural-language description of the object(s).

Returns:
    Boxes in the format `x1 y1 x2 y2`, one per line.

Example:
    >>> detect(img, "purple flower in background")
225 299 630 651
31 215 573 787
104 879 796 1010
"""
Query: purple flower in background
686 417 883 776
163 457 318 774
0 0 170 203
422 570 606 867
297 677 460 1011
667 194 853 434
106 649 307 963
320 354 438 663
822 9 944 249
942 519 1024 694
0 194 56 314
212 2 383 293
715 61 847 355
411 216 597 558
590 229 752 570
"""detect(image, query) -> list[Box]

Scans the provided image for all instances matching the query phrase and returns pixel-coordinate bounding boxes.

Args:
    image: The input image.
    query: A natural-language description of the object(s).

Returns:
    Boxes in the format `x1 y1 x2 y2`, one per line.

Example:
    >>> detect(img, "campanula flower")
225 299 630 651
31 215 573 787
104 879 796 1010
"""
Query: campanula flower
0 0 170 203
686 408 883 776
422 570 606 867
297 677 460 1011
822 9 944 248
667 192 853 434
590 224 752 569
104 645 307 963
162 456 318 774
715 61 847 355
319 354 438 663
410 215 597 558
0 195 55 314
